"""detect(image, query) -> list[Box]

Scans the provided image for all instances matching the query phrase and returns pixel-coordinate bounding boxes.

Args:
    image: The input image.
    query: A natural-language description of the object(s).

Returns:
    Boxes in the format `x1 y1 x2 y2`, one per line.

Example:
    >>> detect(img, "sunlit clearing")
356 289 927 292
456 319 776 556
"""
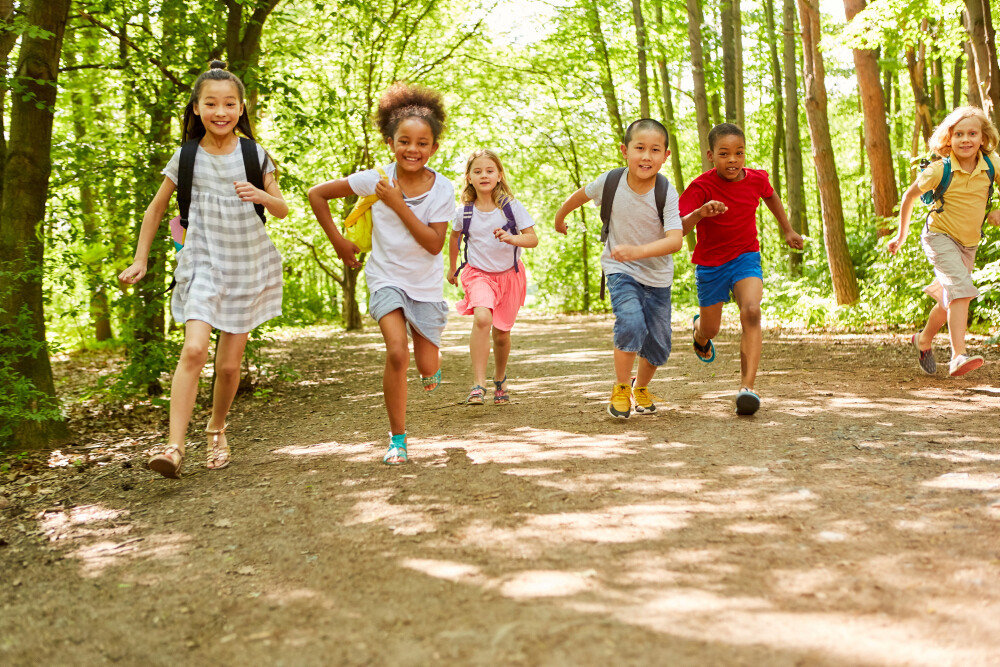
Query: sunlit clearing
726 522 786 535
499 570 596 599
70 532 192 578
402 558 484 583
343 489 438 535
41 505 130 542
520 349 612 364
922 472 1000 491
274 440 375 463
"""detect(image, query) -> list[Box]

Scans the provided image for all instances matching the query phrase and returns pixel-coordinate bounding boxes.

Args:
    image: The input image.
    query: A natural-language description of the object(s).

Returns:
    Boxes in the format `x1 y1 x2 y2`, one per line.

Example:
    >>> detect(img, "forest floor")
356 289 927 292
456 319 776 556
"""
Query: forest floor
2 313 1000 666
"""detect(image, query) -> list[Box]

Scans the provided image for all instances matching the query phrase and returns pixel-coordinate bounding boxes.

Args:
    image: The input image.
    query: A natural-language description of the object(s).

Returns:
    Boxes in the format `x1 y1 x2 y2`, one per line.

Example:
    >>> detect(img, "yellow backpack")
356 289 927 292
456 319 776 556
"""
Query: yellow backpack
343 166 388 253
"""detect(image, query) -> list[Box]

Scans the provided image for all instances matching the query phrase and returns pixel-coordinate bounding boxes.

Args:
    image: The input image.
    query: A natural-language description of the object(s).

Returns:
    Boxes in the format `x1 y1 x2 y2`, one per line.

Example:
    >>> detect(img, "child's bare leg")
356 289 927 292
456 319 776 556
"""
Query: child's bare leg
412 327 441 380
918 302 947 349
469 307 492 387
491 325 511 383
946 296 972 358
614 348 638 384
378 310 410 435
733 277 764 390
634 357 657 387
694 302 724 347
209 332 249 430
167 320 213 452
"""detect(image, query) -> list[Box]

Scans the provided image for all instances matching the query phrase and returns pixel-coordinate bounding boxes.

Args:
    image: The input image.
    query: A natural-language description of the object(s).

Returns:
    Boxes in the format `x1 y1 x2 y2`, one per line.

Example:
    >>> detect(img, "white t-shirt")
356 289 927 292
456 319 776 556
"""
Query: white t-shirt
451 199 535 273
584 170 682 288
347 163 455 302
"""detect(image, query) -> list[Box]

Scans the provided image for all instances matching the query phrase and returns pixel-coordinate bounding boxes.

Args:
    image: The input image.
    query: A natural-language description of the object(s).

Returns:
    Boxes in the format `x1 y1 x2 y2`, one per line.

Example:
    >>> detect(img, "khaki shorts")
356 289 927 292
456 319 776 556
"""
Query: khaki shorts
920 230 979 307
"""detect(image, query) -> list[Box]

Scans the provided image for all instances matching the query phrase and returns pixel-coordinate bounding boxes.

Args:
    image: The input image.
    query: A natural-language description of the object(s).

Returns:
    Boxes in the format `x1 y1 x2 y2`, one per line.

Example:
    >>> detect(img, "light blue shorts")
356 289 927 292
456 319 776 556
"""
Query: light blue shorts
369 287 448 347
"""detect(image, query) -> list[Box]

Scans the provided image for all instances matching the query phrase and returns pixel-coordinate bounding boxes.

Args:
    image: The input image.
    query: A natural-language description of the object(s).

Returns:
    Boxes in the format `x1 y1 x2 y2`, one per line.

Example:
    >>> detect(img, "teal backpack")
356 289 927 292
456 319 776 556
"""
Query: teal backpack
919 154 995 214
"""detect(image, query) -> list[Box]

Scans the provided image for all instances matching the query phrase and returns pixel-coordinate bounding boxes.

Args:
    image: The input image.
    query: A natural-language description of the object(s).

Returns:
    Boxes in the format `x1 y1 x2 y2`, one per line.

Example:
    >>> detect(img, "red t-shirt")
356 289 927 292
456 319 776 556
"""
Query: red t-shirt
678 168 774 266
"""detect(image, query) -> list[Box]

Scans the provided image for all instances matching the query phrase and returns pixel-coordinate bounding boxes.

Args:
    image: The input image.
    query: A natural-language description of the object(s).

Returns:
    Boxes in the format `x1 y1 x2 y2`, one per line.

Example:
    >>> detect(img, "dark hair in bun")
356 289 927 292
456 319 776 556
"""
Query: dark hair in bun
376 82 446 142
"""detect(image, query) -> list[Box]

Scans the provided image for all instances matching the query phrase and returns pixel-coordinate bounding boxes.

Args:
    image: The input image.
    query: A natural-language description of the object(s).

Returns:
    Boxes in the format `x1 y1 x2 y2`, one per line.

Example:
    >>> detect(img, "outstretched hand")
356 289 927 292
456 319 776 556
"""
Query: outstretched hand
785 230 805 250
554 218 568 235
988 210 1000 227
118 260 147 286
699 200 727 218
886 235 905 255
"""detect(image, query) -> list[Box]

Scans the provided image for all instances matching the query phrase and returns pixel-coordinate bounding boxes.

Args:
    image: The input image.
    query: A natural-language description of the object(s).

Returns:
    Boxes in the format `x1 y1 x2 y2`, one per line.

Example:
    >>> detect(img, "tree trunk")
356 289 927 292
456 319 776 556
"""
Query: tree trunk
764 0 784 199
963 0 1000 124
798 0 859 304
721 0 737 123
953 55 965 108
632 0 650 117
223 0 281 118
783 0 807 274
588 0 624 141
844 0 898 222
686 0 712 171
0 0 72 447
906 42 933 147
964 39 983 107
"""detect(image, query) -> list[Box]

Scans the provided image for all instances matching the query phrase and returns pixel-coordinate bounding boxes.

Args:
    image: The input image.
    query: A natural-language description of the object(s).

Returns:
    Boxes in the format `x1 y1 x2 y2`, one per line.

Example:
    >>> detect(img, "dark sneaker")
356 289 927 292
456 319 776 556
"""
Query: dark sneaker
735 388 760 415
949 354 984 377
607 383 631 419
911 334 936 375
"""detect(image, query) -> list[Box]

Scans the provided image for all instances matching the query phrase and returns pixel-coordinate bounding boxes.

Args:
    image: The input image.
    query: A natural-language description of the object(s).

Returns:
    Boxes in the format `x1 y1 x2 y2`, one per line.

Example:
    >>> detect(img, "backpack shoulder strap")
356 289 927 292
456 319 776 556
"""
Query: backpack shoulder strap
176 138 200 230
240 137 267 224
600 167 627 243
654 173 669 224
453 203 476 279
937 158 952 201
499 198 521 273
984 154 995 199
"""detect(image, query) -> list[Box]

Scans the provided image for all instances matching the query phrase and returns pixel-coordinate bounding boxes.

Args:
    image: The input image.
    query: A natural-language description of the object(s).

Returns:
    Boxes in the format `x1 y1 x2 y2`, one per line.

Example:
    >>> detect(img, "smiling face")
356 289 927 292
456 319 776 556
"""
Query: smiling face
467 155 502 200
949 116 985 163
193 80 243 139
387 117 438 173
708 133 746 181
619 128 668 184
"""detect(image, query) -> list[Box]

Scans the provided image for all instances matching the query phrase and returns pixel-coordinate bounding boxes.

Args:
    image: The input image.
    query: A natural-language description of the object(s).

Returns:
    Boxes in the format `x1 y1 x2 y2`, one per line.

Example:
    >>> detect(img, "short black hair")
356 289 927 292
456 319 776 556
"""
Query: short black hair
623 118 668 146
708 123 745 151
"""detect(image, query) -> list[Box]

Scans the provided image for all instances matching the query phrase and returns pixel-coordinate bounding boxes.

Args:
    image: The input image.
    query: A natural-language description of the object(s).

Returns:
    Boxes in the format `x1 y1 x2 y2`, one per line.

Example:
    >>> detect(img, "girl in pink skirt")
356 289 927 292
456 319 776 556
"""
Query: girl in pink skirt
448 149 538 405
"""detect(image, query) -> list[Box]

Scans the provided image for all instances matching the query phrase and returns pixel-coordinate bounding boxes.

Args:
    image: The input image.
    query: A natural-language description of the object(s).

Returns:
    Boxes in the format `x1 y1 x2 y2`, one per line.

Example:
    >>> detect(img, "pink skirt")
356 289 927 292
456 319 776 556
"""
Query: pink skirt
456 261 527 331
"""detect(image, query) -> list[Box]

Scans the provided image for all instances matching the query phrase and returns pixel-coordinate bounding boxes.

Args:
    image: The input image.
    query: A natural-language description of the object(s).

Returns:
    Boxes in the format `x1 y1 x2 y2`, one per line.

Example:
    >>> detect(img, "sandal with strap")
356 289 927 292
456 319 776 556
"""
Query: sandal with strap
421 368 441 392
384 434 408 465
148 445 184 479
693 314 715 363
493 376 510 405
206 424 230 470
466 385 486 405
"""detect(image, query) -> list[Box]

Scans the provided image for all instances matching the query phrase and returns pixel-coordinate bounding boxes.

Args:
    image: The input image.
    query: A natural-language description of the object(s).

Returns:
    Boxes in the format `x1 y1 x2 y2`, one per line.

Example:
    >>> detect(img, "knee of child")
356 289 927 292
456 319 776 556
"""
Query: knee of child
740 303 761 328
215 359 241 380
491 327 510 342
180 341 210 367
473 310 493 330
386 345 410 370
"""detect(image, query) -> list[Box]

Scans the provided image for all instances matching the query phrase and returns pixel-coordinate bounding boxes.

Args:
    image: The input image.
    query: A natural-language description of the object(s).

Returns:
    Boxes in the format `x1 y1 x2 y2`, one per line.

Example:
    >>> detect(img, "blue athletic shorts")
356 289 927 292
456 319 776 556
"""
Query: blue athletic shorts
695 251 763 307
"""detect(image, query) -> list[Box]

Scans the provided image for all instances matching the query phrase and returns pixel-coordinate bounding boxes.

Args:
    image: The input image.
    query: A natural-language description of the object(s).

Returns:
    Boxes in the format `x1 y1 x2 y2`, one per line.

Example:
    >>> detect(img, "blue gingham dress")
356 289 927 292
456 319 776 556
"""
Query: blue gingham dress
163 142 282 334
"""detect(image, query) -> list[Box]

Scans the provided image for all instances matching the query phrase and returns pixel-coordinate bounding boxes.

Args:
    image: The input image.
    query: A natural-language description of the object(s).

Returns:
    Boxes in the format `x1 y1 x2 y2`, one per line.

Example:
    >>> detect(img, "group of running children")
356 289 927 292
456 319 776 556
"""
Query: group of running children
118 62 1000 476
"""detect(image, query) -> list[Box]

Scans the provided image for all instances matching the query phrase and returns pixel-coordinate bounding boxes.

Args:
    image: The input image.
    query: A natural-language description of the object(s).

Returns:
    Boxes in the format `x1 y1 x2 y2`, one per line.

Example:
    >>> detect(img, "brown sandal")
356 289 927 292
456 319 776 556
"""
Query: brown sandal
148 445 184 479
206 424 230 470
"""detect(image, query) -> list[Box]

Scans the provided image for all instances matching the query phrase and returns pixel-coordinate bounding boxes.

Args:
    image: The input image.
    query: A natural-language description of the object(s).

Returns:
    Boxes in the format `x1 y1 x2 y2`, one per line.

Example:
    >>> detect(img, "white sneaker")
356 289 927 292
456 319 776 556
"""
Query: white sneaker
949 354 984 377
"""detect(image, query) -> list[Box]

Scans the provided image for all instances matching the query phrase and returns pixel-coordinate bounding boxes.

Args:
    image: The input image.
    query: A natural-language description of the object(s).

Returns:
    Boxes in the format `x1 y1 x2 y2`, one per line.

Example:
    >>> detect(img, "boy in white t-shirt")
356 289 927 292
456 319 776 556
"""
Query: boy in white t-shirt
448 149 538 405
553 119 684 418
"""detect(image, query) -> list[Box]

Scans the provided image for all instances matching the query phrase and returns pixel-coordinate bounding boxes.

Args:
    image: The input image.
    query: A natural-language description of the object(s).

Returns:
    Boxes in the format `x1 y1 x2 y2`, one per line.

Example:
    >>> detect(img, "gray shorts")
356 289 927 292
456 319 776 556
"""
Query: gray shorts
920 231 979 307
369 286 448 347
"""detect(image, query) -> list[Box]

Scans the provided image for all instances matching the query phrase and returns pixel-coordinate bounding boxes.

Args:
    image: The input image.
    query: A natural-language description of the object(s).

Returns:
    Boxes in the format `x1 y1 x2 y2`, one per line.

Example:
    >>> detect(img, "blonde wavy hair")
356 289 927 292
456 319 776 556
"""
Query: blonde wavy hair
461 149 515 206
928 106 999 158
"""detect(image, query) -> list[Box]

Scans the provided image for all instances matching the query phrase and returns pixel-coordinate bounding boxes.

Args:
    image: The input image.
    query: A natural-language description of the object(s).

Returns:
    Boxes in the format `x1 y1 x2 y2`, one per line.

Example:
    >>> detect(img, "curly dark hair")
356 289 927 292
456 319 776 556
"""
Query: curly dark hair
376 82 446 142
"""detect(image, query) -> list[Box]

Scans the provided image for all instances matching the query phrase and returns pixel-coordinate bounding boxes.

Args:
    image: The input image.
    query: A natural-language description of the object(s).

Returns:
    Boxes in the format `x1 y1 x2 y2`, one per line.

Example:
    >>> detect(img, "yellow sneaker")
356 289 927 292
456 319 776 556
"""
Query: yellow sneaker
632 383 656 414
607 382 631 418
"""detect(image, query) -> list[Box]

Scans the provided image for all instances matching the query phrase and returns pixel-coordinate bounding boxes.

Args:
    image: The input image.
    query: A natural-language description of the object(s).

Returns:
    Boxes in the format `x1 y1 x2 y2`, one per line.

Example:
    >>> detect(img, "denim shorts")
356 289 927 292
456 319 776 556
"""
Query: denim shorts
606 272 672 367
695 251 764 307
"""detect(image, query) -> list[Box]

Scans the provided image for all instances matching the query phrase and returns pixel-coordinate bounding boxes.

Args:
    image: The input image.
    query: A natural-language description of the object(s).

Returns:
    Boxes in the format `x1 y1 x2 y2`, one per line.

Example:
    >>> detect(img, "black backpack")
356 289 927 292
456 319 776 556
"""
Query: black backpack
597 167 670 299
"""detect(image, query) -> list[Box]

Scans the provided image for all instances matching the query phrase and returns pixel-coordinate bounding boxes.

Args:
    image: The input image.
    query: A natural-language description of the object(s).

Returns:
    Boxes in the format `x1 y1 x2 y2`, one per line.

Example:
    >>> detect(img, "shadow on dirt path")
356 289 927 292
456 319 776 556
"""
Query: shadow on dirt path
2 314 999 665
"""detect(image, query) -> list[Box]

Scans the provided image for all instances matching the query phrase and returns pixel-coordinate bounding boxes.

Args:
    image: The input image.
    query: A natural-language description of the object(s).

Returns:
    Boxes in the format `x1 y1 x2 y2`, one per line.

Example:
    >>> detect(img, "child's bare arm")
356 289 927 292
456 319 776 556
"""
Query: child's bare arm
611 229 684 262
447 229 461 285
888 181 922 254
235 172 289 219
762 192 803 249
375 178 447 254
308 178 362 268
681 200 727 235
495 225 538 248
119 177 176 285
554 188 591 235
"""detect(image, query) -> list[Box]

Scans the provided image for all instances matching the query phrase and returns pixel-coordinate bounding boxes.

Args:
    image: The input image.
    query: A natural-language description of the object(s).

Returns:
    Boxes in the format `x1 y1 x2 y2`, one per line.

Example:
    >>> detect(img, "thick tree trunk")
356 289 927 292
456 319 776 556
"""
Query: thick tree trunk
783 0 807 274
0 0 72 447
798 0 859 304
223 0 281 118
844 0 898 222
964 0 1000 124
632 0 650 117
588 0 624 140
764 0 784 199
721 0 737 123
906 42 933 147
686 0 712 171
964 39 983 107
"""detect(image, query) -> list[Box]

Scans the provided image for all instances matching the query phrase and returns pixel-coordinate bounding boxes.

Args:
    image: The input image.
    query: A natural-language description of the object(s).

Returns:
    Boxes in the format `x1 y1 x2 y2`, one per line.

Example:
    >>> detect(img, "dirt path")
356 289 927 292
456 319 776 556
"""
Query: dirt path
2 314 1000 665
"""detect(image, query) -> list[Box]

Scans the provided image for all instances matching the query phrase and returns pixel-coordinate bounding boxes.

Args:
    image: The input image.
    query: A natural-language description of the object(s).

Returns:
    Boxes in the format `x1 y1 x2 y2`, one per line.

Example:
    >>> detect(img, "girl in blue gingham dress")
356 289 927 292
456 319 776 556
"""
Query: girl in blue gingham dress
119 61 289 479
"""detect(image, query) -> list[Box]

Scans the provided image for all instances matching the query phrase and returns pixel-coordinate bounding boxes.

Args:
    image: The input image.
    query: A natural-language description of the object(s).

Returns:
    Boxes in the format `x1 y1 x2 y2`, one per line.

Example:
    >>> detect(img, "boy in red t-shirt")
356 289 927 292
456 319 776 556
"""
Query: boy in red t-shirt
679 123 804 415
